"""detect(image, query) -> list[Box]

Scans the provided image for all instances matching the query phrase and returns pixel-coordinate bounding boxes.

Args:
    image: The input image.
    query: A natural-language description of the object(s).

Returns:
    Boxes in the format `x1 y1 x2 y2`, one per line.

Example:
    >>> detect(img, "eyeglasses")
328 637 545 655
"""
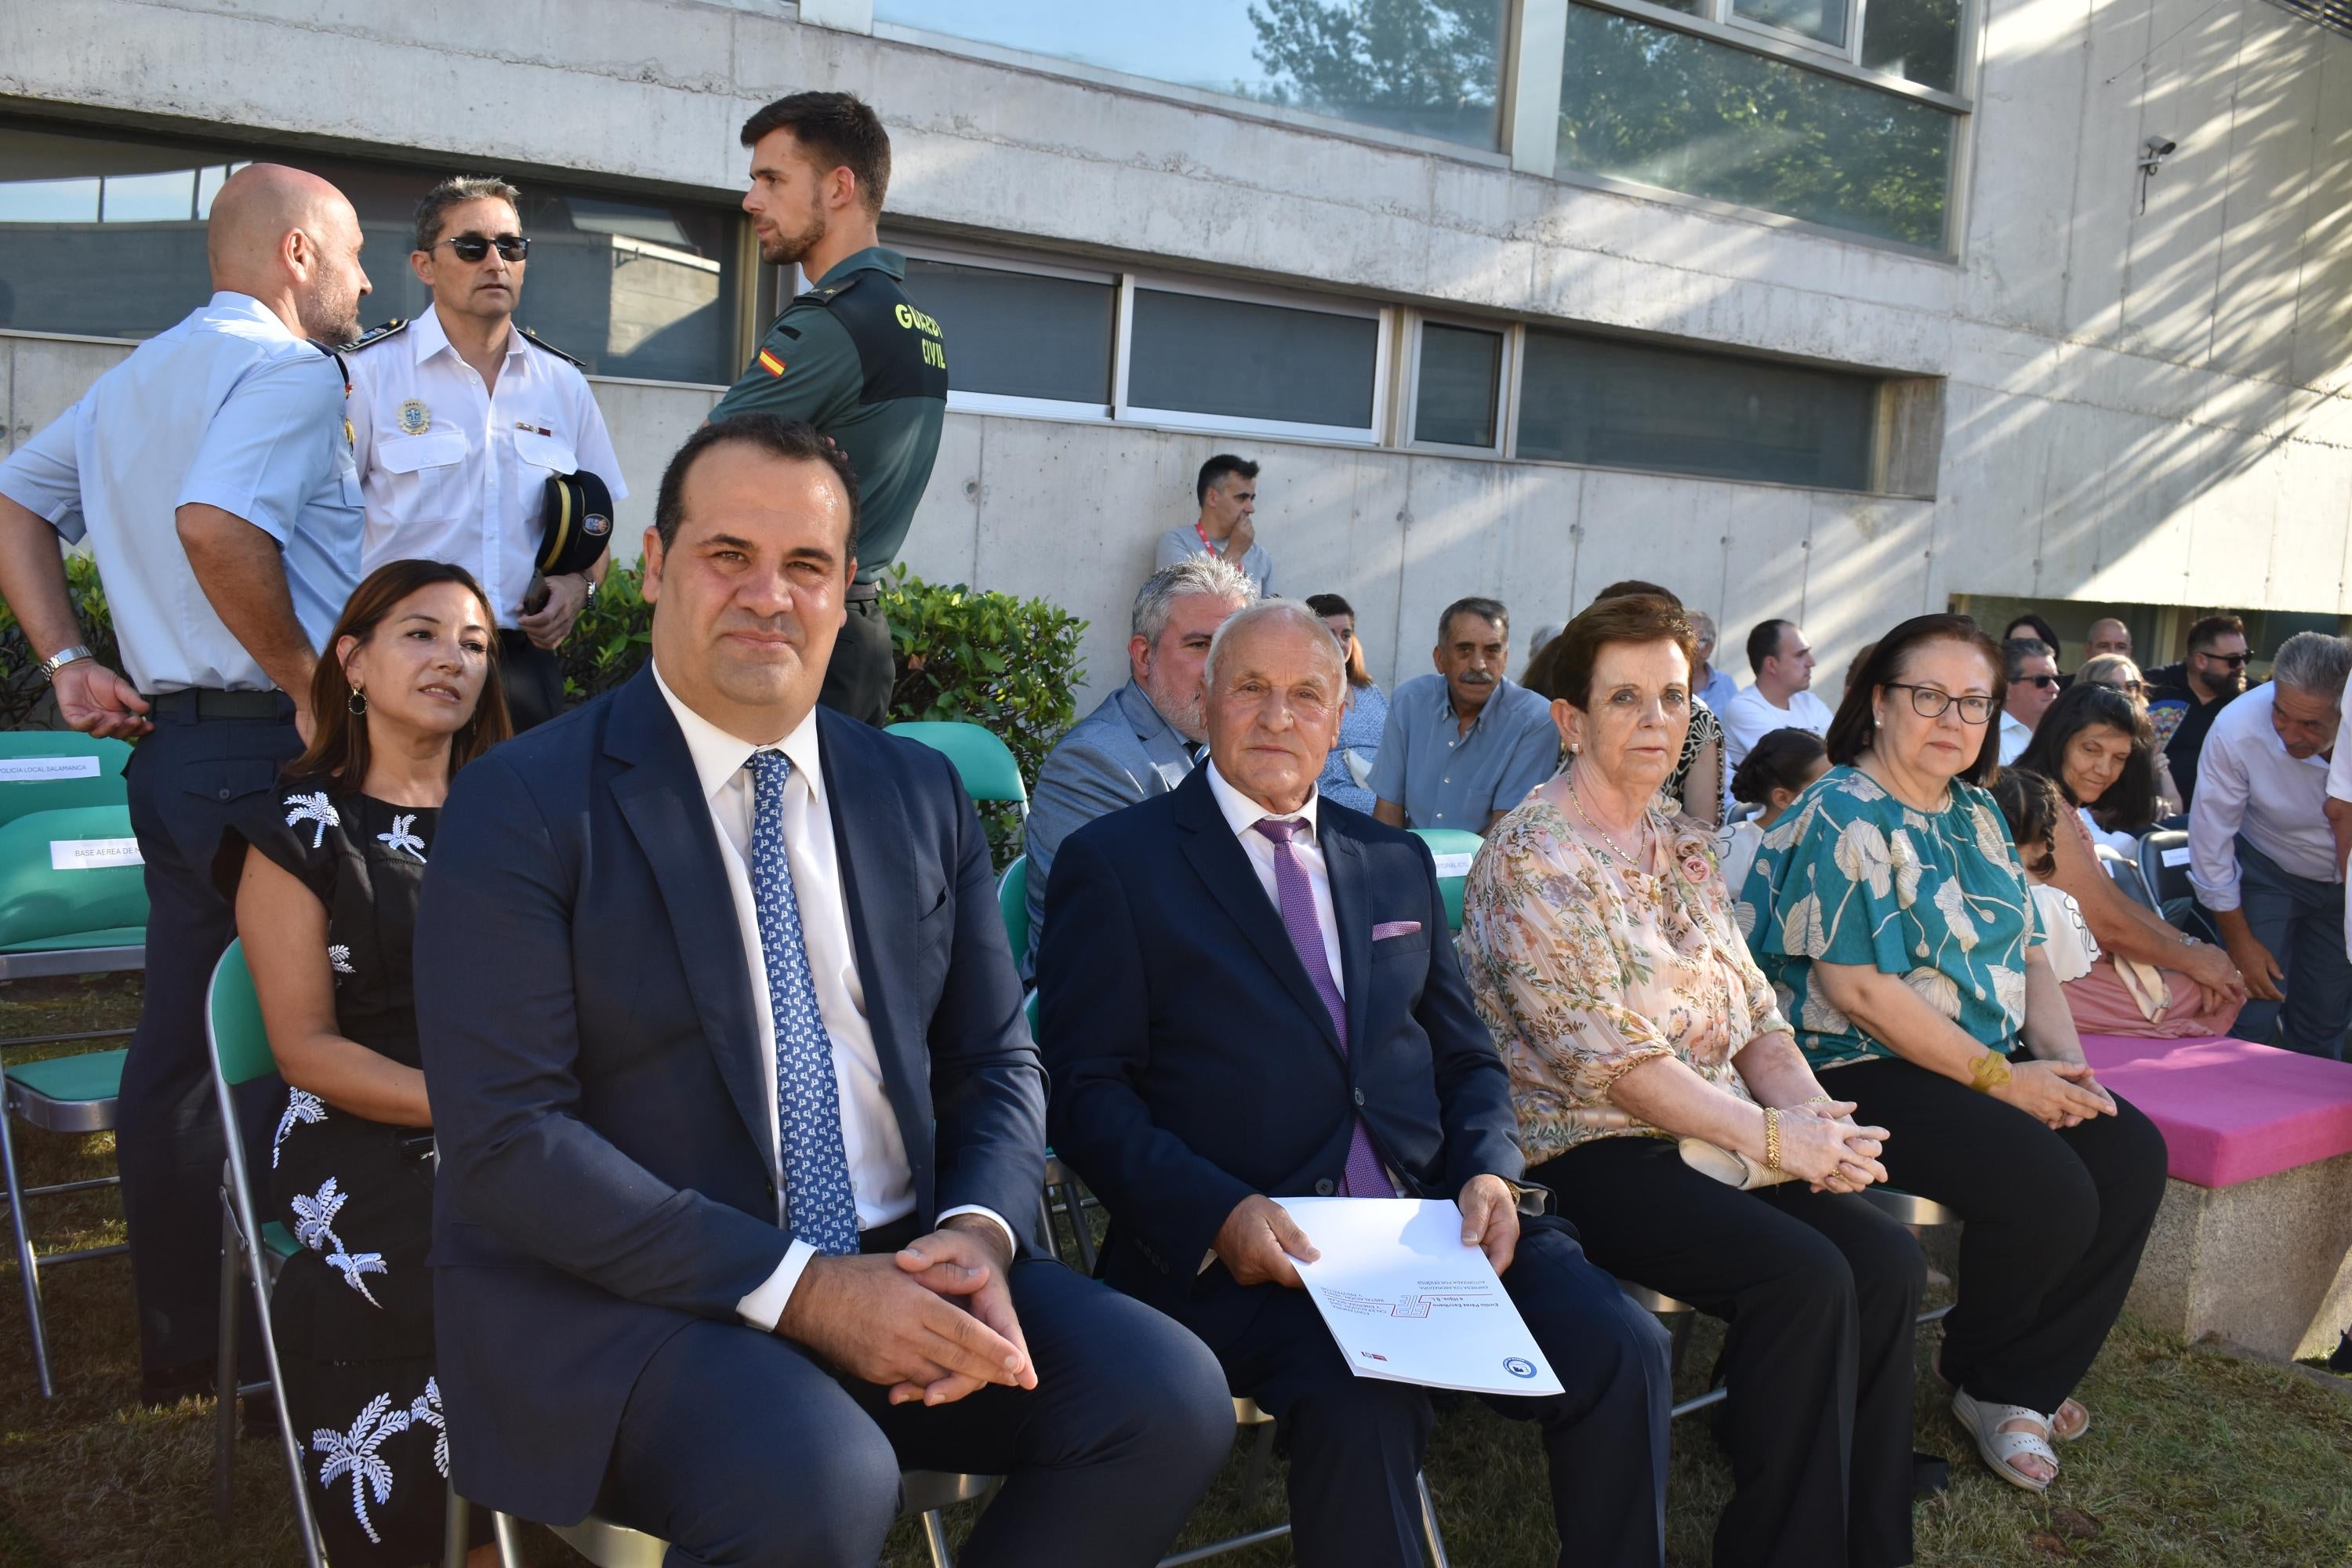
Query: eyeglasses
1882 683 1994 724
2013 673 2063 689
2198 650 2251 668
433 234 530 263
2103 679 2146 695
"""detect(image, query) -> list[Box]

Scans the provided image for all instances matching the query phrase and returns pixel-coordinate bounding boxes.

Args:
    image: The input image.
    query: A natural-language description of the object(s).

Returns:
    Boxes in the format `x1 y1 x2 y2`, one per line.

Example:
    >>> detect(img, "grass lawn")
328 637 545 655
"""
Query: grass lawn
0 975 2347 1566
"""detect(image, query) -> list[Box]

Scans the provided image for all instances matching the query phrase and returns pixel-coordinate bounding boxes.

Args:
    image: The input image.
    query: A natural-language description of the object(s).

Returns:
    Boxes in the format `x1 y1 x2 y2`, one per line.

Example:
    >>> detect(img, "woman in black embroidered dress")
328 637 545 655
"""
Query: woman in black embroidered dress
217 560 510 1564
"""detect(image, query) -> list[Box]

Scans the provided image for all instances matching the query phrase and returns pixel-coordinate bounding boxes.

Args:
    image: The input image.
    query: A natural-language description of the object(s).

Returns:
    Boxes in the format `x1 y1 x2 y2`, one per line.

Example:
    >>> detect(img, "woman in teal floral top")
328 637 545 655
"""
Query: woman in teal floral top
1737 615 2167 1497
1461 594 1920 1568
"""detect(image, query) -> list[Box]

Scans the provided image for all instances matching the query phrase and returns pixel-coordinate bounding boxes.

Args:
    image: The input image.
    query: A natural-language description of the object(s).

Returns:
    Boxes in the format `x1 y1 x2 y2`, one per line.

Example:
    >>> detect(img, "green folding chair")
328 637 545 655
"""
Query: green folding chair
886 722 1029 824
205 940 329 1568
0 802 150 1396
997 855 1029 966
0 734 131 831
1406 828 1483 934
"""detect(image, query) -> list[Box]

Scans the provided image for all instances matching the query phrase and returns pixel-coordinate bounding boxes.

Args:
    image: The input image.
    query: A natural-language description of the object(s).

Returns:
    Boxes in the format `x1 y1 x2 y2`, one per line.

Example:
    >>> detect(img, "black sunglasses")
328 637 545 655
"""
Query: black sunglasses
2198 650 2251 667
433 234 530 263
2013 673 2063 688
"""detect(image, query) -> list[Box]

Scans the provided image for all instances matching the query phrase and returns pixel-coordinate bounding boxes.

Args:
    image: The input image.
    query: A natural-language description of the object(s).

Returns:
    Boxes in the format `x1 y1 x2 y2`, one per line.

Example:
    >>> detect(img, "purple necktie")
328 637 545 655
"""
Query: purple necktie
1254 818 1395 1199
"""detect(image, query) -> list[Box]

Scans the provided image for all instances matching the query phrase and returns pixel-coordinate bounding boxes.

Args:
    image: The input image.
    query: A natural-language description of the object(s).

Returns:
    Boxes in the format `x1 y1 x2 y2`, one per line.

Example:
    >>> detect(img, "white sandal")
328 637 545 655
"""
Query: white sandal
1951 1388 2057 1493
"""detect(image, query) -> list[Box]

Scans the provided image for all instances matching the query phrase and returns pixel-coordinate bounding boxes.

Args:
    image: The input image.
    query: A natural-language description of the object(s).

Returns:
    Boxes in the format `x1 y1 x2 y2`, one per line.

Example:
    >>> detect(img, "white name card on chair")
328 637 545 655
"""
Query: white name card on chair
2161 847 2192 868
49 837 141 870
1429 852 1475 880
0 756 101 782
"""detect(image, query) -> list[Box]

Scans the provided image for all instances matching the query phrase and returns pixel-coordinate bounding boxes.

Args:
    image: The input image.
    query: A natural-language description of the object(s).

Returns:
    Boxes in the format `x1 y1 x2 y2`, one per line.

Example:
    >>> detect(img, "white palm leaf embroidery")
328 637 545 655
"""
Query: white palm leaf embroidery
273 1090 326 1168
290 1178 349 1253
376 813 426 862
326 1249 389 1308
328 944 356 976
285 791 339 850
410 1377 448 1479
314 1392 410 1544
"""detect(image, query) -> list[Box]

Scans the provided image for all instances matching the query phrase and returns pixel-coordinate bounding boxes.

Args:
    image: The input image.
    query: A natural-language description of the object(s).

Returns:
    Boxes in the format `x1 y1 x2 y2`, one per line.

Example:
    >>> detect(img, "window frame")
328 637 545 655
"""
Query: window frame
1580 0 1974 114
1114 270 1393 447
890 236 1123 421
1399 310 1516 457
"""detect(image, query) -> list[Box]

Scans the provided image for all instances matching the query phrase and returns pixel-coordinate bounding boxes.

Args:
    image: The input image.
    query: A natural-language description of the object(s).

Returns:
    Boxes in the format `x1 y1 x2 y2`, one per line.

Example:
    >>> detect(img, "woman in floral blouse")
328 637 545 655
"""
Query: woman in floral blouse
1460 594 1918 1568
1737 614 2168 1499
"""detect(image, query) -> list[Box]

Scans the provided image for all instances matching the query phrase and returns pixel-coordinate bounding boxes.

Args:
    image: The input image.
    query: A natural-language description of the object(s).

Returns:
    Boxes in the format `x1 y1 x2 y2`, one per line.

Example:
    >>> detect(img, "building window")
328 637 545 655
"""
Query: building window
1556 3 1963 250
0 122 746 384
872 0 1512 151
1409 320 1506 449
1516 328 1878 490
900 253 1117 415
1123 283 1385 441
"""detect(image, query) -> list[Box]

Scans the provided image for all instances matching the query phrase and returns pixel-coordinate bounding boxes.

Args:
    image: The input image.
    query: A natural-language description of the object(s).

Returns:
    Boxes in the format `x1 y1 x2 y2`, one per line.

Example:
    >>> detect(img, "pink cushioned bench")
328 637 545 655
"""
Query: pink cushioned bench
2076 1033 2352 1359
2078 1033 2352 1187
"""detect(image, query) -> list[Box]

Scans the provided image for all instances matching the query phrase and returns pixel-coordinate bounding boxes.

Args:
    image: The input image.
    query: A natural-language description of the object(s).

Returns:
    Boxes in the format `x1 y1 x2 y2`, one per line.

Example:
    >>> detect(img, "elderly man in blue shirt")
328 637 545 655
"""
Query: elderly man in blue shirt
0 163 369 1403
1022 556 1255 976
1370 597 1558 834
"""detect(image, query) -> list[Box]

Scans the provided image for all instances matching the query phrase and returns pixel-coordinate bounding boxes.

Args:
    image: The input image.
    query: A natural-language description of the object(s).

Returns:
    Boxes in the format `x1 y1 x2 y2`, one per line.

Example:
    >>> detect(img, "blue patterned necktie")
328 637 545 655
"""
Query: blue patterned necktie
746 750 861 1255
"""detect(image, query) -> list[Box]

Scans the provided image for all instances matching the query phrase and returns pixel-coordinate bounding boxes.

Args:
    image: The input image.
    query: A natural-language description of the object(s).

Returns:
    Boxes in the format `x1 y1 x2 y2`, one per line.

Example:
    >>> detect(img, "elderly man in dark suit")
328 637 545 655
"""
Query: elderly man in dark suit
1036 600 1672 1568
416 413 1231 1566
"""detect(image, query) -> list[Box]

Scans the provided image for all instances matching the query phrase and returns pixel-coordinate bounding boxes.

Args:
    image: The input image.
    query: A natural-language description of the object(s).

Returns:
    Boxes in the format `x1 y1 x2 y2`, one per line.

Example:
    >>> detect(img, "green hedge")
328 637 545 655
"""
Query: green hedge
0 556 123 731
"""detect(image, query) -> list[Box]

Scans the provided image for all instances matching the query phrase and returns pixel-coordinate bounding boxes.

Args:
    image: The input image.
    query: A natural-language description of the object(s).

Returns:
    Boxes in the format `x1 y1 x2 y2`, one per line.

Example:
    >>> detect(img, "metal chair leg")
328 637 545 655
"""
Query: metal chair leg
0 1086 55 1399
920 1507 956 1568
1238 1417 1277 1501
212 1200 240 1526
1415 1472 1450 1568
444 1484 471 1568
491 1509 525 1566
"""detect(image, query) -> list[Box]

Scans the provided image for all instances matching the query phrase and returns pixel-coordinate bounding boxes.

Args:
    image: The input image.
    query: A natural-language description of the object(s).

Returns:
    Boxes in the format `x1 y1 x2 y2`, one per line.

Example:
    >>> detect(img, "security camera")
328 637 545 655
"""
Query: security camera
2144 136 2177 158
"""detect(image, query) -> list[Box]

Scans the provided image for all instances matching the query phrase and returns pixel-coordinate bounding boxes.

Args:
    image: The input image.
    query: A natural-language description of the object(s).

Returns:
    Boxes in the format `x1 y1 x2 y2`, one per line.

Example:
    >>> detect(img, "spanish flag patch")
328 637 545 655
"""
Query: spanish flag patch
757 348 786 377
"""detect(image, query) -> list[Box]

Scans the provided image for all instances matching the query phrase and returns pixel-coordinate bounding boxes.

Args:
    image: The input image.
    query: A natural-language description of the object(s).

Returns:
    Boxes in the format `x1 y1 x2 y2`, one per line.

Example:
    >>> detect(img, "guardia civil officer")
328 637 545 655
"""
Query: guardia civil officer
0 164 368 1402
708 91 946 727
345 176 626 731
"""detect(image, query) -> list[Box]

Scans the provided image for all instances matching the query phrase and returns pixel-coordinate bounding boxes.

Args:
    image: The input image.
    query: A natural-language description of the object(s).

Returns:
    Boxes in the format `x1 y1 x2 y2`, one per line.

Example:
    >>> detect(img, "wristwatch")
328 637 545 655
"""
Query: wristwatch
581 575 597 604
37 645 93 683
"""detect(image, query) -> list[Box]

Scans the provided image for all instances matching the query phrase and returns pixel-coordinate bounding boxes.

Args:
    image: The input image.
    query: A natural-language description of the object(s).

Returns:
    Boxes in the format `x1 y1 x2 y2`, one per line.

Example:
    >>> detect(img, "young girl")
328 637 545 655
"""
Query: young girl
1717 727 1828 896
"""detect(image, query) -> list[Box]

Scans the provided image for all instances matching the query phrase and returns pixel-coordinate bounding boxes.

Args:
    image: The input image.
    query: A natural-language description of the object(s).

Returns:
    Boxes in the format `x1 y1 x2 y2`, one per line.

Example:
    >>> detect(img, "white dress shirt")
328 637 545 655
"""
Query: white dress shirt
0 292 360 691
1998 711 2034 766
647 668 1011 1329
1204 761 1344 989
2187 683 2341 912
348 307 626 627
2328 694 2352 960
1720 686 1835 770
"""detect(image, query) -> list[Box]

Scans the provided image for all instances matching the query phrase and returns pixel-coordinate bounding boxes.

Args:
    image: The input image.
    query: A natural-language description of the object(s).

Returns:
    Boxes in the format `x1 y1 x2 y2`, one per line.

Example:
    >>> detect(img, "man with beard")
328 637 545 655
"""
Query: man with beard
2147 613 2251 808
0 162 369 1401
710 92 946 728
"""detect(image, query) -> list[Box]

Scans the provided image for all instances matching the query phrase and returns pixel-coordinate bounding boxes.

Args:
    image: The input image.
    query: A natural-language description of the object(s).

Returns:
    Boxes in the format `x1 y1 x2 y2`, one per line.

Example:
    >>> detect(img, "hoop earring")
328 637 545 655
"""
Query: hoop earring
347 688 368 716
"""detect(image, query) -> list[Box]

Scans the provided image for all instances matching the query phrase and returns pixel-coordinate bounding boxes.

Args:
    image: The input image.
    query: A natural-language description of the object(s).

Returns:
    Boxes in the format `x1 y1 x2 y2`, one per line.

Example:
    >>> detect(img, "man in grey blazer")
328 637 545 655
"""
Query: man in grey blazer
1023 557 1254 975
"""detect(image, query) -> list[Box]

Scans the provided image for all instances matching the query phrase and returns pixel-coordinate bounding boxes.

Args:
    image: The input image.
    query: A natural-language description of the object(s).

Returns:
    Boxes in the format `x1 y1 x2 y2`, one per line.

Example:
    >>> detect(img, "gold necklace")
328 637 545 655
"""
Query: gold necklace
1565 764 1653 869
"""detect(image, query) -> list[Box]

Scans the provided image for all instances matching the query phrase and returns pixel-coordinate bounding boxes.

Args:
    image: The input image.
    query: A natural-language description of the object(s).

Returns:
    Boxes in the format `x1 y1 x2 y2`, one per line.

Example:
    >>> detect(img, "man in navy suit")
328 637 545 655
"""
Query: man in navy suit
1037 601 1672 1568
416 413 1231 1566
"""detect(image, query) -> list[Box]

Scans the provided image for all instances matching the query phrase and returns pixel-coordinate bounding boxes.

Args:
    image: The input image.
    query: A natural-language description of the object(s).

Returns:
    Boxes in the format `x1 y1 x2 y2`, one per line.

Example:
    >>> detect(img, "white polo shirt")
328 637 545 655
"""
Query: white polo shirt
347 306 626 628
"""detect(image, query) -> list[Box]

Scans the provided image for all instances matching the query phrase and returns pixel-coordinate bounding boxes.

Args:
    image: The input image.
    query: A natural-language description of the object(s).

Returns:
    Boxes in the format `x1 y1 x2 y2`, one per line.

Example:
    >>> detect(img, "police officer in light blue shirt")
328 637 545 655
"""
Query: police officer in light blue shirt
0 164 369 1403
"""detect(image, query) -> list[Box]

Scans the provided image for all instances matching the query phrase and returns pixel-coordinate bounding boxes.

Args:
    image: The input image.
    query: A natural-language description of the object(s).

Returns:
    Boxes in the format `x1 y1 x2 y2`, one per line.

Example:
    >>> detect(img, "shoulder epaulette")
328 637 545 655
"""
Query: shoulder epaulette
796 273 867 308
344 319 409 352
519 327 585 368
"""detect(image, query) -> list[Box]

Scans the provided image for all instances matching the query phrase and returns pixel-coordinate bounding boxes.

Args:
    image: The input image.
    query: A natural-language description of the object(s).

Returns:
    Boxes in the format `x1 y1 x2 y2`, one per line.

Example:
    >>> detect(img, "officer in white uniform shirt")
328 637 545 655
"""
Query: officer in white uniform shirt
346 175 626 731
0 164 368 1403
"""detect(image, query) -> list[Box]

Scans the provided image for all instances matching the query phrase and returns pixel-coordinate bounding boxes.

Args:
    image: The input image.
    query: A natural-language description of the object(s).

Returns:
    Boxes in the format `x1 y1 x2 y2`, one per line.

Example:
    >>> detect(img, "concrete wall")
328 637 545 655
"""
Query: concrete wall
4 0 2349 702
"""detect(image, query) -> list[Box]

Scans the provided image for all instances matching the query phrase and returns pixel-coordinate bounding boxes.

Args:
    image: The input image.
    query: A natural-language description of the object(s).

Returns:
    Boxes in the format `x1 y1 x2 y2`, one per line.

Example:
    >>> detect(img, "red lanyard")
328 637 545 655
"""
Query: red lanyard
1196 521 1218 556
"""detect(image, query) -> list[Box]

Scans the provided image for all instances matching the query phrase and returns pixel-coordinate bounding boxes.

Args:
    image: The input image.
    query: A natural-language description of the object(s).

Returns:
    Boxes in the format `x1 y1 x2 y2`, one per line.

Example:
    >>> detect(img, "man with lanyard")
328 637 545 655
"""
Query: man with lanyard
0 165 368 1403
345 175 626 731
708 91 946 728
1153 455 1272 594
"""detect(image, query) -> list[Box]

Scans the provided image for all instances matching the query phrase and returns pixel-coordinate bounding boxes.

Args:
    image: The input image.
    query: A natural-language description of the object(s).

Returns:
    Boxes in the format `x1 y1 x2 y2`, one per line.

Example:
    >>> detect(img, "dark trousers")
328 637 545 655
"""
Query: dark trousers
2228 835 2352 1058
598 1258 1232 1568
496 630 568 734
1537 1137 1923 1568
818 593 893 729
1192 1222 1669 1568
119 700 299 1382
1827 1056 2169 1413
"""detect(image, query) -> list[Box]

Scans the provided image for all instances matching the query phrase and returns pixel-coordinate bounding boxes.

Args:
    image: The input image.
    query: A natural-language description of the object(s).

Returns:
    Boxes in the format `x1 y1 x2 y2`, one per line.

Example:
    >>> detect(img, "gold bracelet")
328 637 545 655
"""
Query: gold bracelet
1969 1050 2014 1094
1762 1106 1782 1171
